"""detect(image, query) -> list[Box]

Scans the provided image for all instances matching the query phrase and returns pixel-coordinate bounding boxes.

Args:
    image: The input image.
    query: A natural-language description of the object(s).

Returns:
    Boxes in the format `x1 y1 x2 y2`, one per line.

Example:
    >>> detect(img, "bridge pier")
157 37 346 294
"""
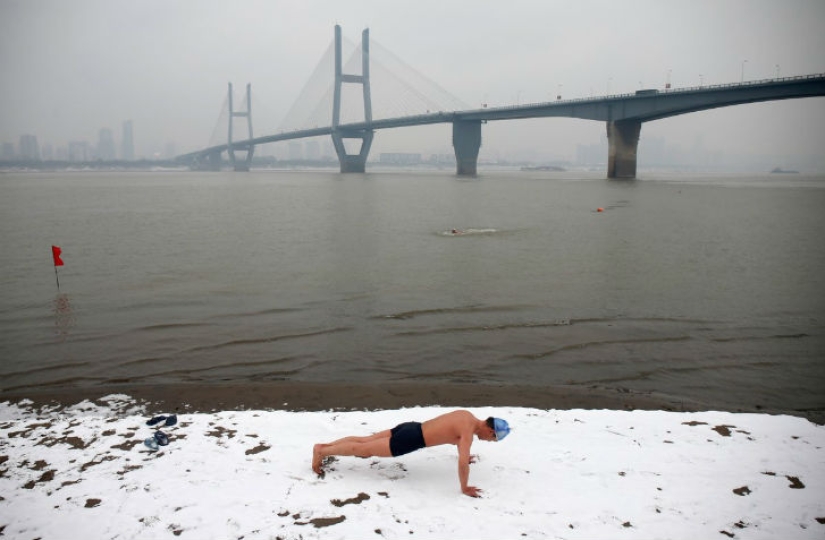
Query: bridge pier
607 119 641 179
332 25 374 173
453 120 482 176
332 130 374 173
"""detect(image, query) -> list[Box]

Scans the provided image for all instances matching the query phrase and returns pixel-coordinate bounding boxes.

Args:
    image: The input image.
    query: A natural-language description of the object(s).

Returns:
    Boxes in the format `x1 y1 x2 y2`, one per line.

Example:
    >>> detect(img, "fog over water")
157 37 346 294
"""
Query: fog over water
1 1 824 169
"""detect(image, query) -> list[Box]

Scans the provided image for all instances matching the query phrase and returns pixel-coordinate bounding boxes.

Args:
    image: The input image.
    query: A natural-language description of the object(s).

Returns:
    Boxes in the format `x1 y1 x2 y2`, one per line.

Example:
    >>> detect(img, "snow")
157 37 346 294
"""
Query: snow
1 395 823 539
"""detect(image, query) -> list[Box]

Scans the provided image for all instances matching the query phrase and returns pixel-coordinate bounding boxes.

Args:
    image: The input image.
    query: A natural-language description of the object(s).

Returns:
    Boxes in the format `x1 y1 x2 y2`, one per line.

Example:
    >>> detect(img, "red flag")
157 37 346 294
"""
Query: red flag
51 245 64 267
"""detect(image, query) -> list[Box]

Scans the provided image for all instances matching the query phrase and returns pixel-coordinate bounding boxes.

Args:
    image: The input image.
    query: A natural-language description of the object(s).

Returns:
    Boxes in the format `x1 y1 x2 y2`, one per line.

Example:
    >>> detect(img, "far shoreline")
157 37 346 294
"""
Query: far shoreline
3 381 820 424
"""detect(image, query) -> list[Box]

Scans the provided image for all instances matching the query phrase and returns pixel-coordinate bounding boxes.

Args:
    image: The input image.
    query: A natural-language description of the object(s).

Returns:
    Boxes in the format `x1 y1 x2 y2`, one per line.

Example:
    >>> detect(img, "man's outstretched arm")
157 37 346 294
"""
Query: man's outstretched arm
457 436 481 497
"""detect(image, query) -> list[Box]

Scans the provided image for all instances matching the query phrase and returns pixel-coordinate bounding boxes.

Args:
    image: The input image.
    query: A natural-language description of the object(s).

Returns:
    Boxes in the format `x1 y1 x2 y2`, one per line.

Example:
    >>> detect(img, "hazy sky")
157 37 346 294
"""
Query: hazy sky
1 0 824 163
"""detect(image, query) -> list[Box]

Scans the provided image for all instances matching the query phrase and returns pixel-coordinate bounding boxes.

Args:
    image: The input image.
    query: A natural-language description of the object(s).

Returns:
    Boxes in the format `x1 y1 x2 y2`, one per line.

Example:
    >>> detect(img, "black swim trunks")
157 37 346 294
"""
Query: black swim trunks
389 421 426 457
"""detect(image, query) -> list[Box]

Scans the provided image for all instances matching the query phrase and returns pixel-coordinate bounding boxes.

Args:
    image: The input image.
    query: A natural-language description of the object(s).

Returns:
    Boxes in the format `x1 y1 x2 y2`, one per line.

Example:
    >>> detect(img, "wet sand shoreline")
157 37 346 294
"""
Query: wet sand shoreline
0 381 779 417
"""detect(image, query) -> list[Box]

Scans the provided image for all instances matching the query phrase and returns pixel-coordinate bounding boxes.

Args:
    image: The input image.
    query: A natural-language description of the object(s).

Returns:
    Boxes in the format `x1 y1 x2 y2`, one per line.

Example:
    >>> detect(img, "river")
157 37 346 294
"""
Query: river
1 168 823 418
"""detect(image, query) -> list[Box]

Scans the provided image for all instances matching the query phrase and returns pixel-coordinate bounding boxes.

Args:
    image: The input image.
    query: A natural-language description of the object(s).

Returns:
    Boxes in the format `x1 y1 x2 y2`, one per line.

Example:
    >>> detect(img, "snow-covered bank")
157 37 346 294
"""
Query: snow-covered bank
1 395 823 539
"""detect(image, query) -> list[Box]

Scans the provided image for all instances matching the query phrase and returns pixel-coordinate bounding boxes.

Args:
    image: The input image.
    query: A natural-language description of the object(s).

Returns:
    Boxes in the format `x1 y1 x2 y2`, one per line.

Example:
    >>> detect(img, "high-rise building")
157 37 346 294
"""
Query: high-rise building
19 134 40 160
323 140 335 160
97 128 116 161
288 141 303 160
305 140 320 160
121 120 134 161
1 142 14 161
68 141 89 162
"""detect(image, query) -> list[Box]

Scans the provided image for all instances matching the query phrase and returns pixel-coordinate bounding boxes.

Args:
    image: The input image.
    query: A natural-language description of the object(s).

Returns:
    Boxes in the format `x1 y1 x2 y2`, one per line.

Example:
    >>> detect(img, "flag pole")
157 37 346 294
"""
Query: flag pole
51 245 63 290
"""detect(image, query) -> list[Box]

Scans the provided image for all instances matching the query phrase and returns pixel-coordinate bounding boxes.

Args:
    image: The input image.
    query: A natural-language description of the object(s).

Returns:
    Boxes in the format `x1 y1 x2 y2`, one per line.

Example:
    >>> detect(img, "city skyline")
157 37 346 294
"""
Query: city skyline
1 118 154 162
1 1 824 170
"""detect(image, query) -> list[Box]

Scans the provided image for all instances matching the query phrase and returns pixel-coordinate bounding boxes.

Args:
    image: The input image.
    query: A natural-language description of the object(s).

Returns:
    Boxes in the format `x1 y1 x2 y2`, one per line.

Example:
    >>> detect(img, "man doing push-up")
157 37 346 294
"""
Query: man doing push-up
311 409 510 497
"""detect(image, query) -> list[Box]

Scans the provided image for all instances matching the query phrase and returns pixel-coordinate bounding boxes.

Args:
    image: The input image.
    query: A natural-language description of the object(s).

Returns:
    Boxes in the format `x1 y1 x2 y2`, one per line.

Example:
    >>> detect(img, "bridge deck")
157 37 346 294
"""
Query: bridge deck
178 73 825 161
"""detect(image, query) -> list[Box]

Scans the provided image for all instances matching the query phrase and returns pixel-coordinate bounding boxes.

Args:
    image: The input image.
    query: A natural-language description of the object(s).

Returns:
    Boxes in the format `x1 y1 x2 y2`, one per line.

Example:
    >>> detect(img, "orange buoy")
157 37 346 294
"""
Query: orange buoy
597 207 604 212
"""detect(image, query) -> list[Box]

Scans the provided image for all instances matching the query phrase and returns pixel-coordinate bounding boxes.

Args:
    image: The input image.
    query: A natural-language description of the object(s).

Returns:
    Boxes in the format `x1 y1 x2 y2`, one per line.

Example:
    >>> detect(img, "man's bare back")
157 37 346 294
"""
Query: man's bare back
420 410 479 447
311 409 510 497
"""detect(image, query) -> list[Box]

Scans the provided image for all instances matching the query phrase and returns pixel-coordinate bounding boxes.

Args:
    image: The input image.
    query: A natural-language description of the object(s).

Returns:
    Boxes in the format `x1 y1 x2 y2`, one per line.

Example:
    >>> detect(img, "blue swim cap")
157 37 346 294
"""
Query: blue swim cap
492 418 510 441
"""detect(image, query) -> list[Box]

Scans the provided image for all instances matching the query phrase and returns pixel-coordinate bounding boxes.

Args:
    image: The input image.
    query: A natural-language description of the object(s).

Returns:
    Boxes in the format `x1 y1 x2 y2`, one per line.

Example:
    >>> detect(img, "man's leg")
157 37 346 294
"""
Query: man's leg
313 431 393 475
321 429 391 447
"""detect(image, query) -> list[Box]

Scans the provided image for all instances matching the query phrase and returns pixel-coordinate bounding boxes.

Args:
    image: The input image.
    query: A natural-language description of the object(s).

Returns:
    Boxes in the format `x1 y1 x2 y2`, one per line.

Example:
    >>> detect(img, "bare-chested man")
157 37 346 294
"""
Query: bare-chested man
311 410 510 497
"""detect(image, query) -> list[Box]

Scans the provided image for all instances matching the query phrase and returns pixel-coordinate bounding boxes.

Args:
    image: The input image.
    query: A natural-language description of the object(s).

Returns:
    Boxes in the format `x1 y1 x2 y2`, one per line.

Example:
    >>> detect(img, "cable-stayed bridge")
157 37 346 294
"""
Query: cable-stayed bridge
177 25 825 178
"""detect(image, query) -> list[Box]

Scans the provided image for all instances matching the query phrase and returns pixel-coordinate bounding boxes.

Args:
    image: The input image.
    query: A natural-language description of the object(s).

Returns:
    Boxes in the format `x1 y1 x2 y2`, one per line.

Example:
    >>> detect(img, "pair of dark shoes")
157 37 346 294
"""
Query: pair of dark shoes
144 429 170 451
143 414 176 451
146 414 177 427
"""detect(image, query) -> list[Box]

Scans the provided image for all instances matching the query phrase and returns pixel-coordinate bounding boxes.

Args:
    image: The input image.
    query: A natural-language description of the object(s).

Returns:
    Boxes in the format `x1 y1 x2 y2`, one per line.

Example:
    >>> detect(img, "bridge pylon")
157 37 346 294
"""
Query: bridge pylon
331 25 373 173
228 82 254 172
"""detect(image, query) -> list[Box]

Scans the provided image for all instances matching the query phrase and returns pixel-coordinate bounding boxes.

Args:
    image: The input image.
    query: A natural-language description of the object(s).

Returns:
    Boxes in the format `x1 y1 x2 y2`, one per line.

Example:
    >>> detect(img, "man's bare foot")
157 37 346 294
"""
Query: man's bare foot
312 444 324 476
462 485 483 498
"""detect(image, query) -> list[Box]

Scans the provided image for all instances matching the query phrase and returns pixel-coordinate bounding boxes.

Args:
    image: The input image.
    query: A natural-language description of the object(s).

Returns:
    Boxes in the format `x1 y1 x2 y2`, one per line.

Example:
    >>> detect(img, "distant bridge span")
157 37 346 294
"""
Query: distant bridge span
177 27 825 177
